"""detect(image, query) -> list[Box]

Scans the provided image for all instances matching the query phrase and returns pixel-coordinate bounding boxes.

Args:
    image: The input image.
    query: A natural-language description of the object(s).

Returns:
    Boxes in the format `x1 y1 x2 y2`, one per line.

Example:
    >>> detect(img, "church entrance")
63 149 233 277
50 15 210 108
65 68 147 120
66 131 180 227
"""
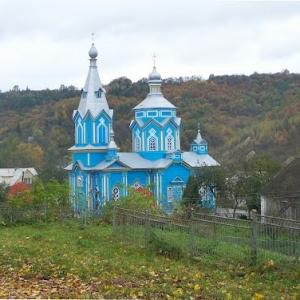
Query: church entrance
167 177 185 202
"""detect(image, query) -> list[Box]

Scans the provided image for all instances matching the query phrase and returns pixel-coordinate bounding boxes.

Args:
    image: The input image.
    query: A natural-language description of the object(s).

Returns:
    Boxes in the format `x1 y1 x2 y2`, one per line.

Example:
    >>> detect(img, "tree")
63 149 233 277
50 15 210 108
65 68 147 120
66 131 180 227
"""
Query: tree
195 166 226 199
182 176 199 208
0 183 8 204
242 155 281 215
225 174 248 218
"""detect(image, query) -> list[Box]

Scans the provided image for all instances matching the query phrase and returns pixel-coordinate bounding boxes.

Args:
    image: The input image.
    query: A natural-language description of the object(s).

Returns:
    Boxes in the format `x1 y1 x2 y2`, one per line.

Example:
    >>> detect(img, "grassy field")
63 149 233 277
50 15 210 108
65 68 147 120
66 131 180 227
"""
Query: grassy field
0 221 299 299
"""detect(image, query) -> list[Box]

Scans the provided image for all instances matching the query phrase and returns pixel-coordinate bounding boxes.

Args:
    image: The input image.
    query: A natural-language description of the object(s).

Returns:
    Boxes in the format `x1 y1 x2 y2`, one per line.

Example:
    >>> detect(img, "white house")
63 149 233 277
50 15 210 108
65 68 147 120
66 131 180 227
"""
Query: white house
0 168 38 186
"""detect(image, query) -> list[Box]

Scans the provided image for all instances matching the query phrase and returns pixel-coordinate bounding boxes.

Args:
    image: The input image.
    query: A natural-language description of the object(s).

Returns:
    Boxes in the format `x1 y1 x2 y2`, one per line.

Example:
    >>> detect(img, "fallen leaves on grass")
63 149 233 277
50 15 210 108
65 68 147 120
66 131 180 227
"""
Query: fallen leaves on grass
0 269 103 298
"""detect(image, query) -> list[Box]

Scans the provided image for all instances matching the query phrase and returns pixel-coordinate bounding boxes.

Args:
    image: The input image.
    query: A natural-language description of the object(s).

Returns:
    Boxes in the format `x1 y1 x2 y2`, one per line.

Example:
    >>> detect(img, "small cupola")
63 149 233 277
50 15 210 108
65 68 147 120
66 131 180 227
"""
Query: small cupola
191 125 208 154
106 128 119 160
148 65 162 94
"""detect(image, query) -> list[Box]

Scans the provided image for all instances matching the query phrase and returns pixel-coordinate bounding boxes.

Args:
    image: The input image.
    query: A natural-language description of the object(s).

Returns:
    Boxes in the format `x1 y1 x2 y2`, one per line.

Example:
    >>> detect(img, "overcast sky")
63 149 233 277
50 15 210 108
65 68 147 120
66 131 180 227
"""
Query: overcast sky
1 0 300 91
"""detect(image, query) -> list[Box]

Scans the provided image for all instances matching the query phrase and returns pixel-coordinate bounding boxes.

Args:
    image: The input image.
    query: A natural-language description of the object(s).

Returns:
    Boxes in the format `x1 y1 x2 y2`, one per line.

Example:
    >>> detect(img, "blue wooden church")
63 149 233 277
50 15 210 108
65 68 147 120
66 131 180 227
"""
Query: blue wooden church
66 43 219 212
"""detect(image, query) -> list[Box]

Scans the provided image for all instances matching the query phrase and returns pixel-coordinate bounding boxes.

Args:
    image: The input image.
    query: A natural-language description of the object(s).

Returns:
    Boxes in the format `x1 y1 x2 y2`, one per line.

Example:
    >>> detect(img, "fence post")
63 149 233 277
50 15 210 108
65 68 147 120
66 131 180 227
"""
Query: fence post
189 220 196 257
250 212 258 265
144 210 150 248
112 205 117 234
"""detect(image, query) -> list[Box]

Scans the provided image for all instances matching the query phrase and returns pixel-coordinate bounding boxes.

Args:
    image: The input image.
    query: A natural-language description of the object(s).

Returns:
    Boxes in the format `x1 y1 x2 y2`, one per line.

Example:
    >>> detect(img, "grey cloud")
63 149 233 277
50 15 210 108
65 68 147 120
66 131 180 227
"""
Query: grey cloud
1 0 300 90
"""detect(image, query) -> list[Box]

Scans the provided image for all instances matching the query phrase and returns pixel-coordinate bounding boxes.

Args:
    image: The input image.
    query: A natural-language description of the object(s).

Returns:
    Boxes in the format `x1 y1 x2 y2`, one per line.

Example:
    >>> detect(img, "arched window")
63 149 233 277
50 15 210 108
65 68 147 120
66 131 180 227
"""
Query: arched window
149 135 157 151
167 135 174 151
135 136 141 151
97 118 108 144
76 123 83 144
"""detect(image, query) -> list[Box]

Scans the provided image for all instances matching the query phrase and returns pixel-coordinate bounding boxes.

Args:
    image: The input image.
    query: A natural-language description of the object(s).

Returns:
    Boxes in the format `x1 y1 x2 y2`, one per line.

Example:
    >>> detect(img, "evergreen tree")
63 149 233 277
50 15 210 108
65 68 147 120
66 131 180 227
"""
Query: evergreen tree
182 176 199 208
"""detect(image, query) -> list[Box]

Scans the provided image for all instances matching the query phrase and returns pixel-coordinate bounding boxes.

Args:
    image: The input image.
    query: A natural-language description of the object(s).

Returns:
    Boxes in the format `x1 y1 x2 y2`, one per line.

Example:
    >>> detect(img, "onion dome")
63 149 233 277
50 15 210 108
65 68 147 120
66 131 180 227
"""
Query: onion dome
88 43 98 59
148 66 162 81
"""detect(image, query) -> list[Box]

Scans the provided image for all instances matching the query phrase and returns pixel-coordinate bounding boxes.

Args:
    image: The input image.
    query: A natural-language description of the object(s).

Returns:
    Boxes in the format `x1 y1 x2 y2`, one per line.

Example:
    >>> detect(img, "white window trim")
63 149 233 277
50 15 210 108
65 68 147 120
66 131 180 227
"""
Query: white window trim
96 118 108 144
112 186 120 200
76 120 84 144
135 135 141 151
136 111 145 118
92 122 96 143
160 110 172 117
83 122 87 144
147 110 158 117
167 186 173 202
165 129 174 152
147 130 158 151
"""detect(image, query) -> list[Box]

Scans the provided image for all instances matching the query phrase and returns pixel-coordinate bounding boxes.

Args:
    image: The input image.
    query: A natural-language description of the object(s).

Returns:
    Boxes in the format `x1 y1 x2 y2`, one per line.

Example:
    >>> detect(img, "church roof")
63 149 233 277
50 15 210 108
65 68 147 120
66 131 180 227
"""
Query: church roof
66 151 219 171
134 93 176 110
182 152 219 167
68 145 108 151
118 153 172 169
77 43 111 118
192 129 207 145
66 154 172 171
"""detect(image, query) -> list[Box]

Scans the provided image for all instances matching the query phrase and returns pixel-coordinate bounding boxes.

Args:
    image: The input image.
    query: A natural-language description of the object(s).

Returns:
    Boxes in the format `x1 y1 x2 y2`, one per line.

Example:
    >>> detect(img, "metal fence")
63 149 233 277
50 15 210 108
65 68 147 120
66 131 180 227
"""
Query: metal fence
1 204 299 264
112 207 300 264
0 204 89 225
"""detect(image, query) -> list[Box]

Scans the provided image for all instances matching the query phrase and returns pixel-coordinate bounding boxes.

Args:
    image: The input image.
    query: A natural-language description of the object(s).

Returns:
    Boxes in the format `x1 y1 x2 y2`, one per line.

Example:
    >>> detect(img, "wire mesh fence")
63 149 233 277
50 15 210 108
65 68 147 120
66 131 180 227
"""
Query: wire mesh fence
112 207 300 264
1 203 299 265
0 204 96 227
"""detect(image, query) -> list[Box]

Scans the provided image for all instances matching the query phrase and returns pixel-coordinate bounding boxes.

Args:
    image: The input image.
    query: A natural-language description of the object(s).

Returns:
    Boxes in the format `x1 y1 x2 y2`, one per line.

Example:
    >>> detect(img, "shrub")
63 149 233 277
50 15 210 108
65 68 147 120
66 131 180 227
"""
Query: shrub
148 231 183 259
101 187 161 224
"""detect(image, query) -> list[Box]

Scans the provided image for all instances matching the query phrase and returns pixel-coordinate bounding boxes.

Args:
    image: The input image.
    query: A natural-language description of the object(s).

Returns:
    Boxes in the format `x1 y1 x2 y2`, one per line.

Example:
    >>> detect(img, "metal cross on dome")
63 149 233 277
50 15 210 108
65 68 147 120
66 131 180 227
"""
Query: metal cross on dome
152 53 156 68
91 32 95 43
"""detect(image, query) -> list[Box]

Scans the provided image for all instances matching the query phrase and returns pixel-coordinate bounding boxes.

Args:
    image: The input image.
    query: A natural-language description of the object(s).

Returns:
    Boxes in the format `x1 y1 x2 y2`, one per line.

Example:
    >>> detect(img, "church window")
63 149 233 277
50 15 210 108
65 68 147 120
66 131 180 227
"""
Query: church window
76 123 83 144
135 136 141 151
149 136 157 151
112 186 120 200
147 111 158 117
136 112 145 118
82 91 87 98
77 176 83 187
161 111 172 117
97 118 108 144
167 186 173 202
95 89 102 98
167 135 174 151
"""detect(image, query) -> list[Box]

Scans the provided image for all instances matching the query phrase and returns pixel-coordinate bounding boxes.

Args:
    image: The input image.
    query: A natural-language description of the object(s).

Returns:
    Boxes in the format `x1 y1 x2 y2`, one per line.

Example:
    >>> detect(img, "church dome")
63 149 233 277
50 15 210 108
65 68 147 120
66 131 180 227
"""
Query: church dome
148 66 161 81
89 43 98 59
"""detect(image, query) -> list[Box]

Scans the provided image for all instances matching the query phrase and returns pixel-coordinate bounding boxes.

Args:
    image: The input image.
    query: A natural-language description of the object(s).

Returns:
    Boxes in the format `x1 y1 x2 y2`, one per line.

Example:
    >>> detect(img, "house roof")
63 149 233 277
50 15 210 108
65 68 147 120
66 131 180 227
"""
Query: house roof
0 168 38 186
262 156 300 197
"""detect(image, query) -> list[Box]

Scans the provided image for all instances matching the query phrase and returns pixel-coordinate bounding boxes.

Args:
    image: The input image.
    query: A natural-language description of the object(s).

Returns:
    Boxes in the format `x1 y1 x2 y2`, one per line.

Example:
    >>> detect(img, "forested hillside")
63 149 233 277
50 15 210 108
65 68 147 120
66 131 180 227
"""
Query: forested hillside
0 71 299 181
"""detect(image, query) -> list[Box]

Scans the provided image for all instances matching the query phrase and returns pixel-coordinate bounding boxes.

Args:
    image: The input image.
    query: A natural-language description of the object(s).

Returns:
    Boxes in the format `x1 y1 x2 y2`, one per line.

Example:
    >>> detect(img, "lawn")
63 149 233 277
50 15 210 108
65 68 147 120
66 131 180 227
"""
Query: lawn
0 221 299 299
